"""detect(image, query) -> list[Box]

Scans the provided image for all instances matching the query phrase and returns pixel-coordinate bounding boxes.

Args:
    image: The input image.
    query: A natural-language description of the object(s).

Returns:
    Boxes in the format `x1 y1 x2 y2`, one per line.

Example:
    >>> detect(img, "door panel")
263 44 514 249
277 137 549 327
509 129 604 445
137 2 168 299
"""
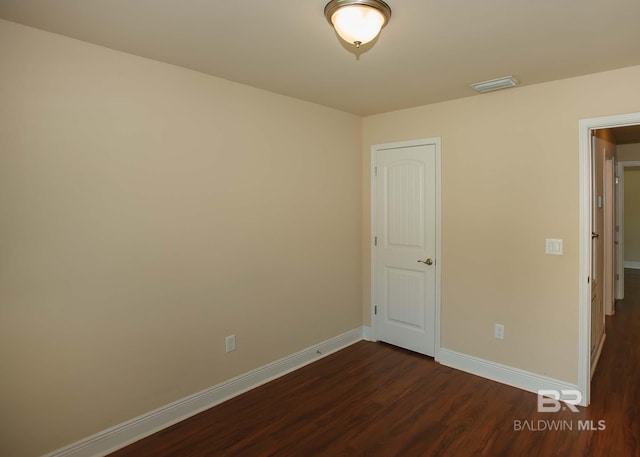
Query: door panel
386 267 425 329
386 162 425 248
591 134 608 359
373 142 437 356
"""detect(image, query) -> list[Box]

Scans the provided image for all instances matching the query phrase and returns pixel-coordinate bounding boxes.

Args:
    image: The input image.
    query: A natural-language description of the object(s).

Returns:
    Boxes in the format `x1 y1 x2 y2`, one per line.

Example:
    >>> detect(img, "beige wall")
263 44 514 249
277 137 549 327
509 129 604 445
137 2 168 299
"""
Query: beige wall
0 20 362 457
5 13 640 457
624 167 640 262
363 64 640 384
617 142 640 161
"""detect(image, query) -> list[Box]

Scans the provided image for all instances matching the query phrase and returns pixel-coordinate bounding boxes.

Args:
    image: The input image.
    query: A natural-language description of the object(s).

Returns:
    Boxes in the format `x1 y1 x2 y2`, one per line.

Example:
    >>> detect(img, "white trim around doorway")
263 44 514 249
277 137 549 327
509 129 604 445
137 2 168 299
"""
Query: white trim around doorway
578 111 640 407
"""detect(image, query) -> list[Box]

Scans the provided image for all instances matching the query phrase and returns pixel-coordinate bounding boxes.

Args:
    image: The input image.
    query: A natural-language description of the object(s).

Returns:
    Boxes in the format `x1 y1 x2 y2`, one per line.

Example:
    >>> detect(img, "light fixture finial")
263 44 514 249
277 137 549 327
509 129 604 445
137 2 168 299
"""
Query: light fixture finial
324 0 392 48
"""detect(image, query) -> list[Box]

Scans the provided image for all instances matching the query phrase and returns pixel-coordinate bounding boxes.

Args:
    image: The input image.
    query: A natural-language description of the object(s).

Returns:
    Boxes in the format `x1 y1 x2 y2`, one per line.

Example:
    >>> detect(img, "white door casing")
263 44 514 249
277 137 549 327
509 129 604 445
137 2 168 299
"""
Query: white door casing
615 161 625 300
604 159 615 316
371 138 441 357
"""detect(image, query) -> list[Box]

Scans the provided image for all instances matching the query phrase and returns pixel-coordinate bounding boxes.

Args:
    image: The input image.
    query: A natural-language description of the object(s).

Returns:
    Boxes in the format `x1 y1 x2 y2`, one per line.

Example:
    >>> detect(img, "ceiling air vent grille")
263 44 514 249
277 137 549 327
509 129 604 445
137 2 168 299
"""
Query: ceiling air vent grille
470 76 518 93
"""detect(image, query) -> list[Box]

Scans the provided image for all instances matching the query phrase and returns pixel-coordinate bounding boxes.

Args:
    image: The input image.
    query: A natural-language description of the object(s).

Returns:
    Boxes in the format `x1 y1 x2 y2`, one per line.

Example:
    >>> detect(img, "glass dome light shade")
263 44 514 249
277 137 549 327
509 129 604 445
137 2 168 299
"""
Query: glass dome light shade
330 4 386 47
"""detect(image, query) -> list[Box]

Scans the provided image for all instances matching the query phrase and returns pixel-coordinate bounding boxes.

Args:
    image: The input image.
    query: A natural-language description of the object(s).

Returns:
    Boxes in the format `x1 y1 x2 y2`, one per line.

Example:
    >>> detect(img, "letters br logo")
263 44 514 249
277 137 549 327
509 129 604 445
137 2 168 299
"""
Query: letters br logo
537 389 582 413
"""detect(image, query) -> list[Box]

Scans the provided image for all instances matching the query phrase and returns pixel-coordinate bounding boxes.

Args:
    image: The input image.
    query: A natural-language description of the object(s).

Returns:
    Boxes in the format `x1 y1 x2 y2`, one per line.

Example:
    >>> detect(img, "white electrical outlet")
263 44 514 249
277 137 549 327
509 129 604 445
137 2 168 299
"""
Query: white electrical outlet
225 334 236 353
494 324 505 340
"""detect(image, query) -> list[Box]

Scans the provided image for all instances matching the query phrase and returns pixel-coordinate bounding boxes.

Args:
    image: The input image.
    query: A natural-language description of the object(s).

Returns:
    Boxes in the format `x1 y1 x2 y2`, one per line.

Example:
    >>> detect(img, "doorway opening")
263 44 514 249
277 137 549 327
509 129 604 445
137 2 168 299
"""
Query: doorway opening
578 112 640 406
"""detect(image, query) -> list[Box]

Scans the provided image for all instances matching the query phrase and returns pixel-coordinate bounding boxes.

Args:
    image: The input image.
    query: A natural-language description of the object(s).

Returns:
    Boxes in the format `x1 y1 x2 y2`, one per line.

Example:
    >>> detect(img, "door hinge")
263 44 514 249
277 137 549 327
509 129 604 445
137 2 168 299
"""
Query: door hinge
374 236 377 246
588 276 590 284
616 274 620 280
375 166 378 176
374 305 377 315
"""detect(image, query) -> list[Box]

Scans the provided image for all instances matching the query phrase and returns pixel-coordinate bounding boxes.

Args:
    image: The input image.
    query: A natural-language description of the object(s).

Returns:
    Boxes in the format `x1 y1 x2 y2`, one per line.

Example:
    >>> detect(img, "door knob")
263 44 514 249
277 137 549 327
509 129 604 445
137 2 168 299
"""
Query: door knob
592 232 599 239
418 258 433 265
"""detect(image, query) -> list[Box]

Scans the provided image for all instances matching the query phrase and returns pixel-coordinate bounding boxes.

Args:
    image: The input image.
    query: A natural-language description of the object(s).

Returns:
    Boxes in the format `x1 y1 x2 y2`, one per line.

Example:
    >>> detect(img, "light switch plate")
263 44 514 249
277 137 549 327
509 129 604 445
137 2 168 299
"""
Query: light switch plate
546 239 563 255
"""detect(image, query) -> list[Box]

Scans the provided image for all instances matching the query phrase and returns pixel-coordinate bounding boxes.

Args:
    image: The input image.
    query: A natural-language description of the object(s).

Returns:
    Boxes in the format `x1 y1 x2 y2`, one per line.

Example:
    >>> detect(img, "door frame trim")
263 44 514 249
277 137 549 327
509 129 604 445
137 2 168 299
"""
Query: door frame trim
603 157 615 316
617 160 640 274
370 137 442 360
578 111 640 406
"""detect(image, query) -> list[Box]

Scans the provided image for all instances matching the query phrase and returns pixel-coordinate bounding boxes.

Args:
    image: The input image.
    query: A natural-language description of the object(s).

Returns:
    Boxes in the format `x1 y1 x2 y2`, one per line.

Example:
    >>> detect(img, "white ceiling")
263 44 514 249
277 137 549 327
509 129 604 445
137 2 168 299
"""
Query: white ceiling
1 0 640 116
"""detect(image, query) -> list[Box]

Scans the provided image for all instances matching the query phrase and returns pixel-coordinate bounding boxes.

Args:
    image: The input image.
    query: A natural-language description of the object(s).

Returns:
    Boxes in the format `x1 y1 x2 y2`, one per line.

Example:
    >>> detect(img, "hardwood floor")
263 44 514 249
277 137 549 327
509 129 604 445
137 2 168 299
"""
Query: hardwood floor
110 271 640 457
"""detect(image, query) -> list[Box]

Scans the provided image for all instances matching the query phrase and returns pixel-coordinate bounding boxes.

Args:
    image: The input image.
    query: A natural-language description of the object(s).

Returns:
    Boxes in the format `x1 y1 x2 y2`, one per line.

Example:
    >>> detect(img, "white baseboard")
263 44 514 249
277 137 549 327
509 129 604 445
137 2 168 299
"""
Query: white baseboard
437 348 580 400
591 333 606 379
44 327 366 457
624 261 640 269
362 325 373 341
605 298 615 316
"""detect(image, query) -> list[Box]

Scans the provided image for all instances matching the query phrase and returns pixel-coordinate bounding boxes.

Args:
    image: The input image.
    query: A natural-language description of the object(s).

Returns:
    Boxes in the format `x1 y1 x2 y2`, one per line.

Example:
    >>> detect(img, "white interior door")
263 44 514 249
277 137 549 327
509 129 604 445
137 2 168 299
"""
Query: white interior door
591 135 605 359
372 139 439 357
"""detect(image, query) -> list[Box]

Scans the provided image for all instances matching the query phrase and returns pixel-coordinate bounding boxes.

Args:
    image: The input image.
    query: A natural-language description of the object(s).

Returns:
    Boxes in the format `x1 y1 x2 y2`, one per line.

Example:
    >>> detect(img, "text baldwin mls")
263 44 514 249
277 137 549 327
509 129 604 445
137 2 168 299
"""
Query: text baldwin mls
513 420 606 432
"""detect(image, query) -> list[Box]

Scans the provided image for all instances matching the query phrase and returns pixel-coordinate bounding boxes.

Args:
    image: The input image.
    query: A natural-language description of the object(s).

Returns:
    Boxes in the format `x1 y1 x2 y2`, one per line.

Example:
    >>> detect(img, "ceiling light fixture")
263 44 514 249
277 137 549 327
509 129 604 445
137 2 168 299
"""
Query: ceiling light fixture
470 76 519 93
324 0 392 48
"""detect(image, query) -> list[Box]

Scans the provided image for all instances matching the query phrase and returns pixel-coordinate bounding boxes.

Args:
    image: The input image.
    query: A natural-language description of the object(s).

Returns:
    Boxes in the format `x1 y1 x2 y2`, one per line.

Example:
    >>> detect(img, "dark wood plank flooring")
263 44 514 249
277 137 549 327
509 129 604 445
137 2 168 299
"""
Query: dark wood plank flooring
110 270 640 456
